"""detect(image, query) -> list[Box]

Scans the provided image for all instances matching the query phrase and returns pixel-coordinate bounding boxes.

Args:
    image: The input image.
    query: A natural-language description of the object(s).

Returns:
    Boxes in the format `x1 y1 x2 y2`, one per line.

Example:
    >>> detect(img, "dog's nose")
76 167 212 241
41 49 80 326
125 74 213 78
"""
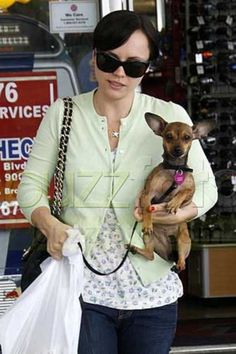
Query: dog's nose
173 147 183 157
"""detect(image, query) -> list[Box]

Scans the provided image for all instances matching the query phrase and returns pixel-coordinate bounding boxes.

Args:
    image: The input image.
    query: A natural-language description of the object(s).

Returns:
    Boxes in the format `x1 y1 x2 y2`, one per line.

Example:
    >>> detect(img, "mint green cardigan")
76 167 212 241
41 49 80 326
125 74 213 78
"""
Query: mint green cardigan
17 91 217 285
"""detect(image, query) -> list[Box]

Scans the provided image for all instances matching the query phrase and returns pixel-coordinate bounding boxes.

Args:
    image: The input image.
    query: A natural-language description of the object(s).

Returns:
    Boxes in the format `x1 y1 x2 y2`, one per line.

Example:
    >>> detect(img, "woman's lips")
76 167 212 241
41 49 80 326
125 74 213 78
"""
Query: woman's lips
108 80 125 89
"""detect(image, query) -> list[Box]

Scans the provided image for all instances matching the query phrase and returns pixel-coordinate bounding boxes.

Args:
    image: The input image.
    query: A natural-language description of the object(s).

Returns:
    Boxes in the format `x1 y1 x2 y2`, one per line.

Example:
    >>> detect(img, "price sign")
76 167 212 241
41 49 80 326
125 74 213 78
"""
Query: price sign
0 71 58 228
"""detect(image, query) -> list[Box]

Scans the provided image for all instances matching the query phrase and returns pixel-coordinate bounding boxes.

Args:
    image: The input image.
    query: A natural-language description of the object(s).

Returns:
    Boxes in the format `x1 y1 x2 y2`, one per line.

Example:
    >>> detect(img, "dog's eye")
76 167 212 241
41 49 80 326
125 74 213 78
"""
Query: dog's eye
165 133 173 141
183 135 191 141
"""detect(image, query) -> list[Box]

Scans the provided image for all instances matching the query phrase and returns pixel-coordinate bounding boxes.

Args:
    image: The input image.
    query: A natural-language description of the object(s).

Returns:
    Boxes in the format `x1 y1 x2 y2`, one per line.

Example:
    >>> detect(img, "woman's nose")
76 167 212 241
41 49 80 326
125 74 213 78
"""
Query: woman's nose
113 65 126 77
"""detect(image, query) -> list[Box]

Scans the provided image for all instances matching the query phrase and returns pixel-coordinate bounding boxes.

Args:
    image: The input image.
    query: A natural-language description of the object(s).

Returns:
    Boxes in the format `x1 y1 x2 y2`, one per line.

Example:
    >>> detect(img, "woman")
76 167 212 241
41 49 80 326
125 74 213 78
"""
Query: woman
18 10 218 354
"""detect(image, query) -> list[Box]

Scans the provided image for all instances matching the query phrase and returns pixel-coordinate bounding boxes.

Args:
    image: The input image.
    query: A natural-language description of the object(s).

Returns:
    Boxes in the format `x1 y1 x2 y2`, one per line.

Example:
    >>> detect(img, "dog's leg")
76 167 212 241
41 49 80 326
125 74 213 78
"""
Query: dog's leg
141 191 154 235
130 232 155 260
129 191 155 260
175 222 191 271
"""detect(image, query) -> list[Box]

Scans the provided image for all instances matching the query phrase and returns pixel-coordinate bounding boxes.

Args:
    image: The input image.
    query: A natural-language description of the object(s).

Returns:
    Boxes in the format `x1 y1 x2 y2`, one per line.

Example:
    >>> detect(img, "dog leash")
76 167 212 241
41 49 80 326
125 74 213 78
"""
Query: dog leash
151 181 178 205
78 220 138 276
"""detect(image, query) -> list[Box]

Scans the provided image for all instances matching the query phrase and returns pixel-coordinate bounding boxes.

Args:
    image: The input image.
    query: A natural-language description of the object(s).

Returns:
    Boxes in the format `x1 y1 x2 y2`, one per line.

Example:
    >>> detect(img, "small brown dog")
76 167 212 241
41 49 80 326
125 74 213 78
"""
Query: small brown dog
131 112 214 271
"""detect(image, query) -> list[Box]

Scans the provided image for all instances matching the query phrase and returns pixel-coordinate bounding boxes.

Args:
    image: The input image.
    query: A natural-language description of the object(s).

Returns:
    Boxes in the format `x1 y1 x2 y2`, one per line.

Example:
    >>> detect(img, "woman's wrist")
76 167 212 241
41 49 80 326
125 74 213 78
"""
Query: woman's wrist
31 207 60 237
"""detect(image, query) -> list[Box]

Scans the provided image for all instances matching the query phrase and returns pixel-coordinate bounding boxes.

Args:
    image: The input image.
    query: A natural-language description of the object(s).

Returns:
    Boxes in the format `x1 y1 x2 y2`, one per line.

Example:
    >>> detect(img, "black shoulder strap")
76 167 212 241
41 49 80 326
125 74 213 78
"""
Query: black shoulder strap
51 97 73 217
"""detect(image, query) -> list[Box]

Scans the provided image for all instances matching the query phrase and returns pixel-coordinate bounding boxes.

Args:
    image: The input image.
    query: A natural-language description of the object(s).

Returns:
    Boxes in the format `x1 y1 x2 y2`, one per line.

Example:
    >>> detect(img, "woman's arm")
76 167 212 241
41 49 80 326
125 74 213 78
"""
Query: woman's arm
17 98 70 259
134 201 198 225
133 146 217 225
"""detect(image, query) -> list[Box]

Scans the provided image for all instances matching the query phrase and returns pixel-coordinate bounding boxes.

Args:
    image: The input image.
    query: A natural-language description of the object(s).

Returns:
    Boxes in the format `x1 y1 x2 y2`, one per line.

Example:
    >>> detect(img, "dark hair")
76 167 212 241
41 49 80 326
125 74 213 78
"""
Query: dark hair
93 10 159 60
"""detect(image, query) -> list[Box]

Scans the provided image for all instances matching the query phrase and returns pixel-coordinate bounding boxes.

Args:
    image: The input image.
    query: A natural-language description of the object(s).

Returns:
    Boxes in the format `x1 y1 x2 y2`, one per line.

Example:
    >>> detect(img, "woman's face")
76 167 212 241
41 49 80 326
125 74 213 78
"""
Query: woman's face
94 30 150 100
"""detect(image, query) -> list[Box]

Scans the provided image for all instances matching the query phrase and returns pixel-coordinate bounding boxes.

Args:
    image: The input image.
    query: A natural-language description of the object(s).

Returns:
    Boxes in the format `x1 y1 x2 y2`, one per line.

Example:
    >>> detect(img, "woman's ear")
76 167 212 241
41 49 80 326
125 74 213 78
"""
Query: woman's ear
92 49 96 64
90 51 96 82
145 64 150 74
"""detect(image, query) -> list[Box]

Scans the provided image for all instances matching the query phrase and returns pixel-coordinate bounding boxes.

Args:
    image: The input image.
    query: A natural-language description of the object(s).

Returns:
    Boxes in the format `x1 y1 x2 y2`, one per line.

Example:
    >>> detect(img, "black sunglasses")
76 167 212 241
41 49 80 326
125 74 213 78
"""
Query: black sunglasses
96 51 150 78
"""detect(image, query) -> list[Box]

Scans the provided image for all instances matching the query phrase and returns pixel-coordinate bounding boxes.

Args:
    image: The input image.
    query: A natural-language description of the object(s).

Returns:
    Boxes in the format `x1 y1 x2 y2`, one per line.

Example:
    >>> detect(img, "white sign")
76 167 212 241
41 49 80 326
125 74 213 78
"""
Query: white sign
49 1 99 33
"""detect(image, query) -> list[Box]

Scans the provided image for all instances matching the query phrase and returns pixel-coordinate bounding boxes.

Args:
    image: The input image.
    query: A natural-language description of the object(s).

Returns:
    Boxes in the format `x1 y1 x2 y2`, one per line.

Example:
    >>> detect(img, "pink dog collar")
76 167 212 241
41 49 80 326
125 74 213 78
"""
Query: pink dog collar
174 170 185 185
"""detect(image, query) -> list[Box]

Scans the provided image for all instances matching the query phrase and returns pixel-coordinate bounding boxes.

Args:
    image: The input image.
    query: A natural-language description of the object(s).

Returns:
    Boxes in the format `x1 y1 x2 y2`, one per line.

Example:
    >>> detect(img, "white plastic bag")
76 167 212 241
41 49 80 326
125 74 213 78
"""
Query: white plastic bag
0 228 84 354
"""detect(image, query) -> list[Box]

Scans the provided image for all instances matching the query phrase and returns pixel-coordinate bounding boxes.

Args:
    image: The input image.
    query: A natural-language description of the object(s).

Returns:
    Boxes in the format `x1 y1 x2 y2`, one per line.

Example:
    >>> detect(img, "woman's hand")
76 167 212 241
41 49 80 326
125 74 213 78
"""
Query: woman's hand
45 218 71 260
134 203 168 221
31 207 71 260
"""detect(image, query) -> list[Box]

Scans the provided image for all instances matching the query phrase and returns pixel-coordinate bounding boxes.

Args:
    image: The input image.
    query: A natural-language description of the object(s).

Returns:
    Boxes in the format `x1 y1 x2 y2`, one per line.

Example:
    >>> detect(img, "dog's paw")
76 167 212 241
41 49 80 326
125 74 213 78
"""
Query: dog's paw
142 225 153 235
126 244 137 254
176 258 186 272
166 200 180 214
130 245 155 260
142 219 153 235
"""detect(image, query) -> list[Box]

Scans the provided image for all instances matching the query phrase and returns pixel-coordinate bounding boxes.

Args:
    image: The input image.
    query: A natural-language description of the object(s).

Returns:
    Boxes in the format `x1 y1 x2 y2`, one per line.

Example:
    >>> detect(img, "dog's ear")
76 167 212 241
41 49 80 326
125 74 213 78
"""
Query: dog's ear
192 120 216 139
145 112 168 136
